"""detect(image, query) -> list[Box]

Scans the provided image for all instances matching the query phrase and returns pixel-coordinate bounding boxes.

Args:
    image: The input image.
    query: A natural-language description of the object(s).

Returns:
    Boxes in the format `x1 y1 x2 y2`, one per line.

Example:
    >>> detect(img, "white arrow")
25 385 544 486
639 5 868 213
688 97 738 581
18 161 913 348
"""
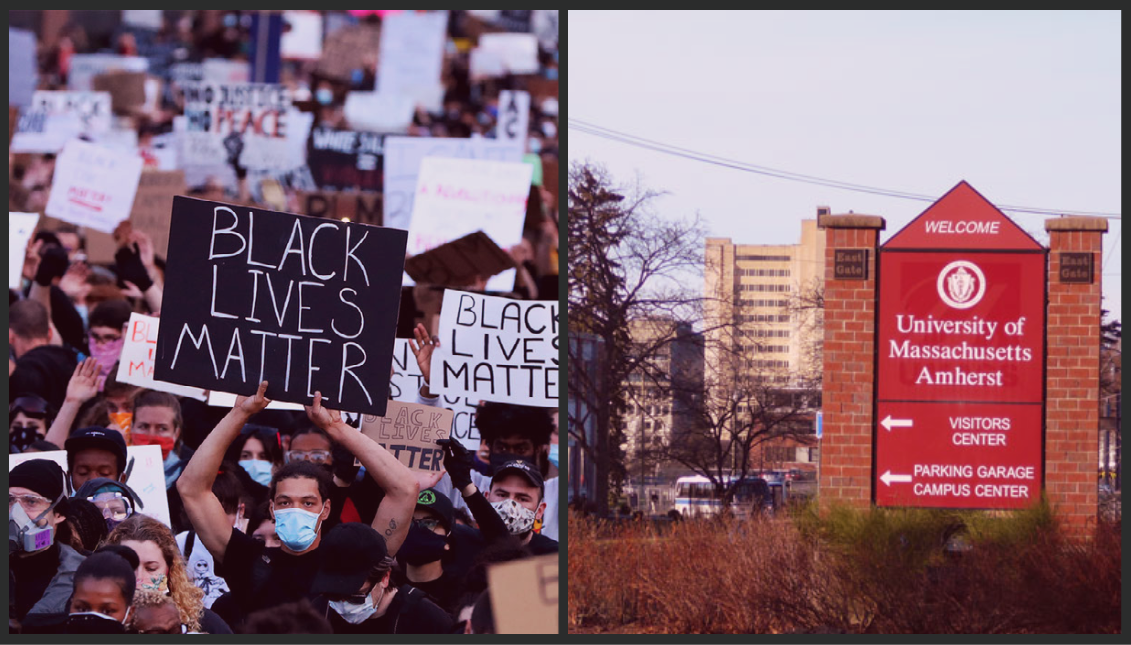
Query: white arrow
880 470 913 486
881 415 914 431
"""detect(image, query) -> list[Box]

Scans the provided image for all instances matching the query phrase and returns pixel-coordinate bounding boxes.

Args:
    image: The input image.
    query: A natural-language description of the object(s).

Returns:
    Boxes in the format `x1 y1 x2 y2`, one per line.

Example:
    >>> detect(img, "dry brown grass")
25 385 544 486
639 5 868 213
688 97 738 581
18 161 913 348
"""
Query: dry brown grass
567 509 1121 634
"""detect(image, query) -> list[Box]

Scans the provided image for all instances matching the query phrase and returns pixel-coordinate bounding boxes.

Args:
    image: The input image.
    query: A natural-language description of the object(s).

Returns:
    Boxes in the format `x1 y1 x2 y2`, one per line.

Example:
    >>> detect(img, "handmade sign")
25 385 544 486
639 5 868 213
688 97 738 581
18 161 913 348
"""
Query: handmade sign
474 34 540 76
45 139 144 234
359 401 453 474
92 71 148 114
382 136 524 234
315 22 381 82
68 54 149 91
405 231 515 287
342 92 414 134
10 445 172 528
9 28 37 109
116 313 208 401
378 11 448 112
181 83 292 168
299 191 382 226
497 90 531 145
154 197 408 416
407 157 532 291
307 126 385 192
126 170 187 261
281 11 323 60
430 290 558 407
488 554 558 634
9 212 39 289
390 338 482 452
10 91 112 153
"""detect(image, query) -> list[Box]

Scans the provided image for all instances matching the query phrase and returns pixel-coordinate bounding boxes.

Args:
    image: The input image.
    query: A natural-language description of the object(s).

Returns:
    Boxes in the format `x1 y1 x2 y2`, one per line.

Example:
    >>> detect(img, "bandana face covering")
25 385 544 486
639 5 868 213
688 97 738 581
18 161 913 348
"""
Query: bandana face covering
132 433 175 461
88 336 125 391
491 498 536 536
139 572 169 594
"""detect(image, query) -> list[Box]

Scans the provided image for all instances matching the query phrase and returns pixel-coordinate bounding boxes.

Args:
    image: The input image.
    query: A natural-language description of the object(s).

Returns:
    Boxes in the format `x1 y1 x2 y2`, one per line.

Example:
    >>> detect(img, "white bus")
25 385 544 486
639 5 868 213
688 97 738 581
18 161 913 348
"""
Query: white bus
672 475 777 519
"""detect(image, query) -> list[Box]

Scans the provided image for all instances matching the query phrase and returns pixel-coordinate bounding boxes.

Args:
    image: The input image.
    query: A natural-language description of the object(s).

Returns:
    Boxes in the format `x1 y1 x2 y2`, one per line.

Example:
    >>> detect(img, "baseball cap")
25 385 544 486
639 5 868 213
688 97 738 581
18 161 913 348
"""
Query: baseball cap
311 523 389 596
492 459 544 492
415 488 453 533
65 427 128 475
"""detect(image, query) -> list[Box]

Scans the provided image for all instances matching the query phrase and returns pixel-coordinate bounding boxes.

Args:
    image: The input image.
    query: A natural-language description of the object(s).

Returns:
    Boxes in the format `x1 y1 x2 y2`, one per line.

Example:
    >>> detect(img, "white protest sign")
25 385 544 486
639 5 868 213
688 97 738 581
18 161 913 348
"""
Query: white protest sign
378 11 449 112
281 11 323 60
343 93 415 134
45 139 144 234
383 137 524 235
431 291 559 407
9 213 39 289
9 28 38 109
476 34 540 75
408 157 531 292
122 10 163 30
68 54 148 91
241 108 312 171
207 391 305 412
117 314 208 401
182 83 292 169
497 90 530 146
203 59 250 84
390 338 481 451
9 445 173 528
11 91 113 153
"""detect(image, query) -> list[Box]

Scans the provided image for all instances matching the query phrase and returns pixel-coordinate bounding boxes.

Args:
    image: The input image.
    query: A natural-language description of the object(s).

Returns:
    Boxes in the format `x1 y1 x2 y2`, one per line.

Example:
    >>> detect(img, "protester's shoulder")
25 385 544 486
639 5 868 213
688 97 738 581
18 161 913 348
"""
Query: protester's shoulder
200 607 233 634
528 532 559 555
398 585 455 634
57 543 87 571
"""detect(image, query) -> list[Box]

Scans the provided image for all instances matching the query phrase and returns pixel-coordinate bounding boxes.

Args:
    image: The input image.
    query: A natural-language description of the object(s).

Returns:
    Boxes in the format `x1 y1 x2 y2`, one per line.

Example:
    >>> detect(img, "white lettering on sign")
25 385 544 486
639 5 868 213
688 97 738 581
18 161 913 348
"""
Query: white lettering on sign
952 433 1006 446
924 220 1001 235
975 484 1029 498
914 483 970 497
950 416 1011 431
915 365 1003 387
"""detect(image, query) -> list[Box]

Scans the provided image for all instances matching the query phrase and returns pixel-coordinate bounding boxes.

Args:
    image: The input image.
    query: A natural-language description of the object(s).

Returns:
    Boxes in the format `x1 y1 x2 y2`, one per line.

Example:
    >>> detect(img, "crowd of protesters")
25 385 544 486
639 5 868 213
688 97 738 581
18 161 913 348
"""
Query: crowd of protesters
9 9 559 635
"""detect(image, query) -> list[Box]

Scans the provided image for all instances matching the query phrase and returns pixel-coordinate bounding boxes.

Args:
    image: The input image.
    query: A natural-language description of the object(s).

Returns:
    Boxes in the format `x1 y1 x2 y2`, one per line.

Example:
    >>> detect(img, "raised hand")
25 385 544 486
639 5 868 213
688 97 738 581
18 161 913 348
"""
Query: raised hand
66 357 102 404
437 438 474 490
407 323 439 385
305 391 344 432
234 381 271 416
58 261 91 301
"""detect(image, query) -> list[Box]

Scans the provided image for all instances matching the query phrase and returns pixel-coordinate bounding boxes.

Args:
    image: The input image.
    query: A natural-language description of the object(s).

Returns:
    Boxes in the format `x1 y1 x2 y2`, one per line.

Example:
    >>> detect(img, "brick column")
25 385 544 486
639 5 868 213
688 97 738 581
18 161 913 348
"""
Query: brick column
819 214 885 510
1045 217 1108 535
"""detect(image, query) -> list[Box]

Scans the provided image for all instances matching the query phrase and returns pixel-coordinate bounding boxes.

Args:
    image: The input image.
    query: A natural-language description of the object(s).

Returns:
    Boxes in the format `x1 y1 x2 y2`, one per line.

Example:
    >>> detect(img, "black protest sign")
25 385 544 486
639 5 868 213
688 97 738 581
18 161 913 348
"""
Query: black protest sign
154 196 407 416
299 190 383 226
404 231 515 287
307 126 385 191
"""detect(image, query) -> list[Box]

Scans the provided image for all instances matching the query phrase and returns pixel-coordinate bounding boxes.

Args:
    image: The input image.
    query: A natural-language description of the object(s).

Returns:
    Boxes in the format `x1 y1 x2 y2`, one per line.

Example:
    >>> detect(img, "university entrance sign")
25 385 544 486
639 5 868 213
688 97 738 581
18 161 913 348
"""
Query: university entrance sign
875 181 1046 509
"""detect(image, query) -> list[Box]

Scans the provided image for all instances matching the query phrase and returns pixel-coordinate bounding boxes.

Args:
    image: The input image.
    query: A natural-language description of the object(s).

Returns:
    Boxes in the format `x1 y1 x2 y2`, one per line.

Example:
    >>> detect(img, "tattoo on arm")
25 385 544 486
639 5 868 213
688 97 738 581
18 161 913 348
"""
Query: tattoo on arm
385 519 397 536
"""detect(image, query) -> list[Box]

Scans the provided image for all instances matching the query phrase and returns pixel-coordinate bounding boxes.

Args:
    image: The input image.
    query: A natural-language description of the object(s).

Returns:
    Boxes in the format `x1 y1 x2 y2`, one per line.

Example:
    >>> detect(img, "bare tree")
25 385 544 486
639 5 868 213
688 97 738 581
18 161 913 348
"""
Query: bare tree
568 162 705 516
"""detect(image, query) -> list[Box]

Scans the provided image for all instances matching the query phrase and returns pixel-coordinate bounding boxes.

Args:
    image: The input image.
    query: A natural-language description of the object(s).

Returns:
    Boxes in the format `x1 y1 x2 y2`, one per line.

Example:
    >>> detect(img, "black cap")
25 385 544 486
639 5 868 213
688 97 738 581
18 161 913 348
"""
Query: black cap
415 488 453 533
311 523 389 596
492 459 544 492
9 459 66 501
65 427 128 475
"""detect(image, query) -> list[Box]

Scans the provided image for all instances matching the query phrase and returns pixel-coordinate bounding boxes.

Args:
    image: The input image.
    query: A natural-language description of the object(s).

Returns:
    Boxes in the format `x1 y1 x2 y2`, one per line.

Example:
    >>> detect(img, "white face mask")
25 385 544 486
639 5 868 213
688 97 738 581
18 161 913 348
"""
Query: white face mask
329 587 383 625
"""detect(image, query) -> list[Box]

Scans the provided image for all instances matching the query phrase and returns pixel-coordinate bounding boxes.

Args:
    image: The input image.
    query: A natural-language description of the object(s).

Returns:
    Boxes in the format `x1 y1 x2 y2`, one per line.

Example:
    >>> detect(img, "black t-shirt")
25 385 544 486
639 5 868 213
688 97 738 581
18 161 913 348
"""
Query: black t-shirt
398 570 463 618
199 607 232 634
215 527 323 620
9 544 61 621
528 532 559 555
323 585 454 635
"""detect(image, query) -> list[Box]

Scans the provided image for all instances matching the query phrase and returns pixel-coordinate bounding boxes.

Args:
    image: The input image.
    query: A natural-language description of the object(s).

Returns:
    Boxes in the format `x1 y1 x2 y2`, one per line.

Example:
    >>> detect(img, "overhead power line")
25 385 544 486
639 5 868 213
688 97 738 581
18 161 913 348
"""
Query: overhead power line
569 118 1121 220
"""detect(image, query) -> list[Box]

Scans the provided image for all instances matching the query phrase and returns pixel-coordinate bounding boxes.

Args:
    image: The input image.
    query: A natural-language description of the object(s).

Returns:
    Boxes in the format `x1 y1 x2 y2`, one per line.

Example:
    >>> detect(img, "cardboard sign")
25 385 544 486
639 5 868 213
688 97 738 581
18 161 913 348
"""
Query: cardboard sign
45 139 144 234
9 28 38 109
378 11 449 112
125 170 187 261
389 339 481 451
431 290 558 407
92 71 148 114
299 191 383 226
408 157 532 292
487 553 558 634
116 313 208 401
9 212 39 289
497 90 531 145
316 22 381 82
154 197 408 416
359 401 453 473
181 83 292 168
9 445 173 528
342 92 414 134
405 231 515 287
68 54 149 92
476 34 540 76
307 126 385 192
383 137 523 234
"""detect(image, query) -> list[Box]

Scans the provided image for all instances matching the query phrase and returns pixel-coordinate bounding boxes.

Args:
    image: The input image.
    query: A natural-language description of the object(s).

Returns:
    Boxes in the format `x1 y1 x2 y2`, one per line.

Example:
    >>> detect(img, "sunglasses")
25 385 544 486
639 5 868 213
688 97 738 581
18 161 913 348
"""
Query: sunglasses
413 517 443 532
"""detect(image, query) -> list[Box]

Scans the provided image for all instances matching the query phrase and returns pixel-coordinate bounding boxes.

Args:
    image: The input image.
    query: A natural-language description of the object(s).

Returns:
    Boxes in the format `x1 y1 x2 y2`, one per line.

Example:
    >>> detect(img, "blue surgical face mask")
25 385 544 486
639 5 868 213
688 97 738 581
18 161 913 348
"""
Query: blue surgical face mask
75 303 89 328
528 138 542 154
316 88 334 105
548 444 559 468
239 459 274 487
273 506 323 552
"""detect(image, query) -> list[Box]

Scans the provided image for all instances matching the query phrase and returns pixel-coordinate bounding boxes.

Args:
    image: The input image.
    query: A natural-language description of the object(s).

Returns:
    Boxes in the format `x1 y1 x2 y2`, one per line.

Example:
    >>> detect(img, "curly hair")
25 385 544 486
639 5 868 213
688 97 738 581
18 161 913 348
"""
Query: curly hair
103 514 203 632
127 589 179 631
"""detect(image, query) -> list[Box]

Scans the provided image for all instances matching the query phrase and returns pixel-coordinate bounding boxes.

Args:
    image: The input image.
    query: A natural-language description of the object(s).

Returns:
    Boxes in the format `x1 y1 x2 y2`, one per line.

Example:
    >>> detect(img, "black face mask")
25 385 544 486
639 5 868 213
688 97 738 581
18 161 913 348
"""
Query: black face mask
398 524 447 566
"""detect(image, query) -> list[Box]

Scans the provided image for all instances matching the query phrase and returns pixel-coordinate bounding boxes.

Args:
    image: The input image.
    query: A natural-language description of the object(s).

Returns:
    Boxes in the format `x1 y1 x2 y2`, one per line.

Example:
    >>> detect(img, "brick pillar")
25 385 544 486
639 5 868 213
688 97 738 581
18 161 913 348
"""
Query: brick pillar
819 214 885 510
1045 217 1108 535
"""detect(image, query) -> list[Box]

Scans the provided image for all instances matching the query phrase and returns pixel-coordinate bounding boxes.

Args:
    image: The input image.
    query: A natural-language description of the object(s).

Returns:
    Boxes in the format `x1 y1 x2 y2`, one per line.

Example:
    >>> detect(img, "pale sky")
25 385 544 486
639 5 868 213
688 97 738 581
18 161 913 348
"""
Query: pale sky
569 10 1122 322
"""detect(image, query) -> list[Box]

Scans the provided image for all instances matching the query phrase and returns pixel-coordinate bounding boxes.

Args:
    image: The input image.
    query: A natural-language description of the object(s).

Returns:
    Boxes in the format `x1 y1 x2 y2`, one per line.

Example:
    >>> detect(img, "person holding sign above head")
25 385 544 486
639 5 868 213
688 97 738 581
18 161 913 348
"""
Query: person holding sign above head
176 382 419 629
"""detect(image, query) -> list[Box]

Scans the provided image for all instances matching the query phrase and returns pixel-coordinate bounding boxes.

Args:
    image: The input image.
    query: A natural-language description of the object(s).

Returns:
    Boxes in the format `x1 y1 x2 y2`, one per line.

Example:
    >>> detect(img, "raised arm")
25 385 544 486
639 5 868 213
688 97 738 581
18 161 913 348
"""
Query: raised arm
306 393 419 556
177 381 271 565
44 357 101 447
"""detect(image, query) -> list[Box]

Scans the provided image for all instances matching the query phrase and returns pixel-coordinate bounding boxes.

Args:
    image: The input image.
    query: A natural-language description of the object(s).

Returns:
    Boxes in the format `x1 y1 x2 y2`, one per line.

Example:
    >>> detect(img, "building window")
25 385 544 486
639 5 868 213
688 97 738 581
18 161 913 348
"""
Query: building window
737 254 790 262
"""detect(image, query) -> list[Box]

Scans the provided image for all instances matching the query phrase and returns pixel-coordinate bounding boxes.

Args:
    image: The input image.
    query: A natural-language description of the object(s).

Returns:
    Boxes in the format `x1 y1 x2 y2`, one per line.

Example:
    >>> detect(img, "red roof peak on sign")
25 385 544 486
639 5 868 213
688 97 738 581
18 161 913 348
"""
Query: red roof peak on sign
883 181 1043 250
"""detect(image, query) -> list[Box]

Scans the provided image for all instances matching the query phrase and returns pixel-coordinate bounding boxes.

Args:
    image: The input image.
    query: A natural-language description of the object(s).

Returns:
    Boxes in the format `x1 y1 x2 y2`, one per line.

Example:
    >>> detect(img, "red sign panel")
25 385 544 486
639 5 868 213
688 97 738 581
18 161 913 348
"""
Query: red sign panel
875 183 1045 510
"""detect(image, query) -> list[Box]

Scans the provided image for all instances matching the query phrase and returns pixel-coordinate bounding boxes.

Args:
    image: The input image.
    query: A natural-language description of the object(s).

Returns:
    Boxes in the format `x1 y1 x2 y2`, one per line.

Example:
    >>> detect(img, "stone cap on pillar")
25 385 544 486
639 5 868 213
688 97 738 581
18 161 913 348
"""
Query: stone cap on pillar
1045 216 1109 233
818 213 885 230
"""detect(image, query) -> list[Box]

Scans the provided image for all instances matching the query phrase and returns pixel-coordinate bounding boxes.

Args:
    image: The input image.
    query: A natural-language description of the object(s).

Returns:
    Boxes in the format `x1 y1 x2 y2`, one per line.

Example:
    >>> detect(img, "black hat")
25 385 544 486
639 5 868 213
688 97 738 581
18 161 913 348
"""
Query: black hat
9 459 66 501
311 523 389 596
492 459 544 492
415 488 453 533
65 427 128 475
